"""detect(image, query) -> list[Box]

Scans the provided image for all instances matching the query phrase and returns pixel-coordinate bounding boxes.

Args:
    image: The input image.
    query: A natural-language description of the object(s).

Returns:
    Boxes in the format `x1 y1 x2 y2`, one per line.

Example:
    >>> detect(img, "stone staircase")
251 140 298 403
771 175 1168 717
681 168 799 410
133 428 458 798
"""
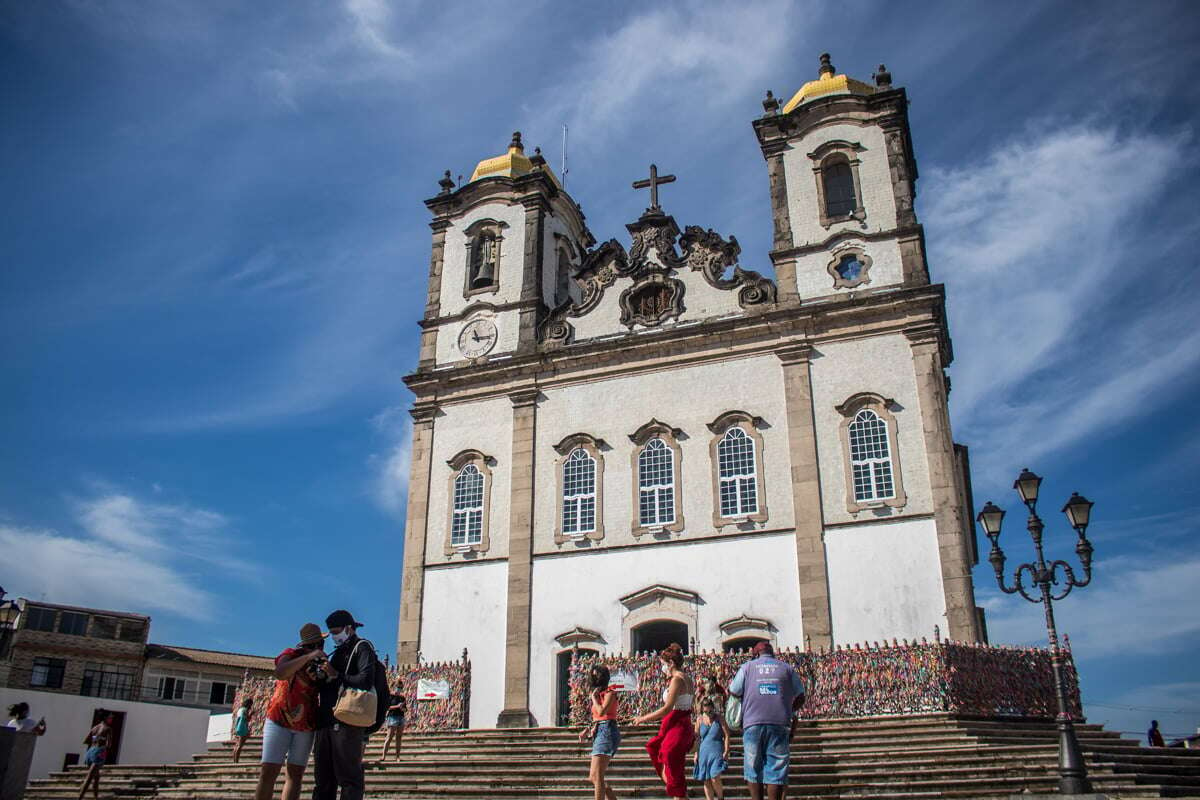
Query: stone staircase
24 714 1200 799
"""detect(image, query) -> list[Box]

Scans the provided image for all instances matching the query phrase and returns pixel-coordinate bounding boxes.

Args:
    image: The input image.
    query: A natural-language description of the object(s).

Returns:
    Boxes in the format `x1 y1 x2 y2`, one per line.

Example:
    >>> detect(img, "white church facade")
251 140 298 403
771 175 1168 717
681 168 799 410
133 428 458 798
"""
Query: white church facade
396 55 983 728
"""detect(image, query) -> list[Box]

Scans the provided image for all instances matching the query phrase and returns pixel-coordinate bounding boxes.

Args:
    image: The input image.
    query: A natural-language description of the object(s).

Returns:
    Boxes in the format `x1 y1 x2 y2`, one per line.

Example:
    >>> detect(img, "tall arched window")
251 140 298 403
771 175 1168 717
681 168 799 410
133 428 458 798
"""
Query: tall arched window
451 465 485 545
717 427 758 517
629 419 685 536
554 433 606 543
444 449 493 555
562 448 596 535
848 409 895 502
822 157 857 218
638 438 675 527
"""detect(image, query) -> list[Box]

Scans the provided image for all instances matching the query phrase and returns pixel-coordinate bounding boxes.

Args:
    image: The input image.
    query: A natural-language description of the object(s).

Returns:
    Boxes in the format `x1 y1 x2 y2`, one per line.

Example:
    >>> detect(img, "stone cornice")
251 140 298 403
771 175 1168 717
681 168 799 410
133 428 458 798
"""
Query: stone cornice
405 284 950 403
769 224 926 261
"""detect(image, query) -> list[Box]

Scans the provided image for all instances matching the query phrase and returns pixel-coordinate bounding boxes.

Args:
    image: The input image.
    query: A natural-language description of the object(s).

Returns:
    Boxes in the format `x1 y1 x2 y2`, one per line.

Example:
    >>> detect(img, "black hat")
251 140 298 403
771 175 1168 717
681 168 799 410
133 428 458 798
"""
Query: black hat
326 609 364 630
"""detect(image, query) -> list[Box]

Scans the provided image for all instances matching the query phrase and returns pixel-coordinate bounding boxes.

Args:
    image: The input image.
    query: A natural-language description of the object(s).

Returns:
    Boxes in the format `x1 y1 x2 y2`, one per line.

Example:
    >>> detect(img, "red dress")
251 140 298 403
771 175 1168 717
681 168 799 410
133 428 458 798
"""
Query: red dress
646 707 695 798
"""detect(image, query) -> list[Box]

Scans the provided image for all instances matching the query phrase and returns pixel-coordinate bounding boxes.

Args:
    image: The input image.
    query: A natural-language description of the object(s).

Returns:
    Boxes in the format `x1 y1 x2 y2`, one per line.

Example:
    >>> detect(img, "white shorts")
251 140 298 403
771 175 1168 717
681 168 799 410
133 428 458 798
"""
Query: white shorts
261 719 314 766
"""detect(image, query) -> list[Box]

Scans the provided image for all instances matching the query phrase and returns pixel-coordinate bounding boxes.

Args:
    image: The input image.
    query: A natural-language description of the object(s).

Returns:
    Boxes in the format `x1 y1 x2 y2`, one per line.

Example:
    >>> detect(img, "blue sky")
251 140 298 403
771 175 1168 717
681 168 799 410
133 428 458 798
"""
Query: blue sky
2 1 1198 740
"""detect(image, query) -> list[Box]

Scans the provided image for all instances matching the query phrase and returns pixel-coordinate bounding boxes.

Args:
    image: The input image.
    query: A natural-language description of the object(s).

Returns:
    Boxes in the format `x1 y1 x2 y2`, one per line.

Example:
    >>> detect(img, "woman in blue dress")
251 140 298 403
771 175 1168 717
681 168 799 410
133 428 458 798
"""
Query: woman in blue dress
691 696 730 800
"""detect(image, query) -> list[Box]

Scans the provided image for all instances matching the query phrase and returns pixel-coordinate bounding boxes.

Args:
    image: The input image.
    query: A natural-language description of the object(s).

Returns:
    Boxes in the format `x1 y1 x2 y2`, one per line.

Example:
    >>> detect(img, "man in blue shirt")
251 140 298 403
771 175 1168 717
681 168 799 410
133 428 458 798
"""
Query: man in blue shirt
728 641 806 800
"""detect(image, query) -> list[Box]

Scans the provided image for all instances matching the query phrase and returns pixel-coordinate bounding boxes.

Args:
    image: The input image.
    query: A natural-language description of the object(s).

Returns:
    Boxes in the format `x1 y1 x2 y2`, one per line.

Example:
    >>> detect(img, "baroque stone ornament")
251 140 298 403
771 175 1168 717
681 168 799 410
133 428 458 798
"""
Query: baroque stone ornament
619 274 685 328
679 225 777 307
537 239 629 346
628 212 684 272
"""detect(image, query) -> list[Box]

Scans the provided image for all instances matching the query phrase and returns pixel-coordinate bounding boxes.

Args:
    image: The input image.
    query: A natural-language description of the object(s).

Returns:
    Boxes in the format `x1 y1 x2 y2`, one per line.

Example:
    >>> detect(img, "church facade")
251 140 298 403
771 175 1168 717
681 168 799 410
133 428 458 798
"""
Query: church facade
396 55 983 728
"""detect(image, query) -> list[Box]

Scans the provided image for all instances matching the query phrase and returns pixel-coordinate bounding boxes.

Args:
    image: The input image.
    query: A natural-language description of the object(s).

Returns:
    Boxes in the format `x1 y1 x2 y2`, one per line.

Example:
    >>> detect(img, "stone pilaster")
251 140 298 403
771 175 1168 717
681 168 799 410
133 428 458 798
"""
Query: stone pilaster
396 402 439 666
418 220 450 369
764 143 799 304
905 325 981 642
517 198 546 352
777 344 832 650
497 388 539 727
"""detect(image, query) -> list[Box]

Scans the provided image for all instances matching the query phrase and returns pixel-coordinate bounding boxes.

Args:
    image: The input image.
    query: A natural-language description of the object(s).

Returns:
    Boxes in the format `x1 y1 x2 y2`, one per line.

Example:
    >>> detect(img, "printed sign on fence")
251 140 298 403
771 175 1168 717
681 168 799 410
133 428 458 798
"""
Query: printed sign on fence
417 678 450 699
610 669 640 692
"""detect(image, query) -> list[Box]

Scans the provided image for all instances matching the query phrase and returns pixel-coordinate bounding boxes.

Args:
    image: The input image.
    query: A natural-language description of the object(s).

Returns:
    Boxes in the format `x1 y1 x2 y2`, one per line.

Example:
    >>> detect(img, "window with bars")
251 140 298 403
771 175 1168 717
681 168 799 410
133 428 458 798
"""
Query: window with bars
30 657 66 689
58 611 89 636
24 606 57 632
451 464 485 546
848 409 895 502
717 427 758 517
81 662 136 700
561 448 596 535
638 438 676 526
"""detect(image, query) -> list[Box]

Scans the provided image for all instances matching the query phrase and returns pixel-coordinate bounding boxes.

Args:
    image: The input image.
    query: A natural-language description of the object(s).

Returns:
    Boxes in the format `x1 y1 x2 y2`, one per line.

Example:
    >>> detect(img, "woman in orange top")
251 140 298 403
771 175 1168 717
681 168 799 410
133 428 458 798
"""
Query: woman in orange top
578 664 621 800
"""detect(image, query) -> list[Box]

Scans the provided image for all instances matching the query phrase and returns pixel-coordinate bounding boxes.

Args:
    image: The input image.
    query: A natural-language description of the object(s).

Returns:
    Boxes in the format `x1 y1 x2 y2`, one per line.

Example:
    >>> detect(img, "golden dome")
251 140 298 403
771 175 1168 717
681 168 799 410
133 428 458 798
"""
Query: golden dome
468 131 559 185
781 53 875 114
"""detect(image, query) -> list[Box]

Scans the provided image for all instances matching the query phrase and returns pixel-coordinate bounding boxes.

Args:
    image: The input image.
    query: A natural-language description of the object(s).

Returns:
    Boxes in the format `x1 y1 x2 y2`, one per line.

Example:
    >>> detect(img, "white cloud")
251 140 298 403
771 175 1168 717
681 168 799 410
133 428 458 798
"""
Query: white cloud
925 123 1199 486
529 0 800 151
368 404 413 518
0 487 256 621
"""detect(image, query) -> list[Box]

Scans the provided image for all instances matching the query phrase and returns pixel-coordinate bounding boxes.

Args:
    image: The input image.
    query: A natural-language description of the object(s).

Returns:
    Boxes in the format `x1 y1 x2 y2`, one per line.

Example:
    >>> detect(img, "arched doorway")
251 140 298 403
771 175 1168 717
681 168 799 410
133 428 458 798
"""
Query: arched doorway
631 620 689 655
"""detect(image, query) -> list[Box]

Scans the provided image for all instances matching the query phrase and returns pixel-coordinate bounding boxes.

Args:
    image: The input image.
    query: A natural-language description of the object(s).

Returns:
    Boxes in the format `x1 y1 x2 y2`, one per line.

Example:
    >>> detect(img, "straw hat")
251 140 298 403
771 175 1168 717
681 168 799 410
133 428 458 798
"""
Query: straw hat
296 622 327 648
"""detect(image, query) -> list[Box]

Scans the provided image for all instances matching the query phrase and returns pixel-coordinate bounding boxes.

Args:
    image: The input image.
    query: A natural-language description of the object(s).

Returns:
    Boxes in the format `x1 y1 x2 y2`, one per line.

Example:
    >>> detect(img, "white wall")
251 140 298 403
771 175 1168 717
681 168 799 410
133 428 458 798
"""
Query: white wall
808 333 932 524
207 712 232 743
437 200 526 320
534 354 794 553
527 532 802 727
419 561 507 728
0 687 211 779
825 517 945 645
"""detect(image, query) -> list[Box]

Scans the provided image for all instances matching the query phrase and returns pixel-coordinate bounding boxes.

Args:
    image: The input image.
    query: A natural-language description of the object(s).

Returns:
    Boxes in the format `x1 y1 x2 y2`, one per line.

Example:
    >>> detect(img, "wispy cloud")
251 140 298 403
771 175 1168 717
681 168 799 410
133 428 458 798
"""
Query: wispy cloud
0 486 257 620
1086 681 1200 743
926 122 1199 485
368 403 413 518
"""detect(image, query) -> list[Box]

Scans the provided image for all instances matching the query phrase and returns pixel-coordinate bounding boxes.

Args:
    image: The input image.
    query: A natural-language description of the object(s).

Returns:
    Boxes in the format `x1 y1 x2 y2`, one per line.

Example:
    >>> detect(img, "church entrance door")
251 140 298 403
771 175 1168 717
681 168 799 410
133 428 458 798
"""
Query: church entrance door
631 620 689 655
555 650 573 726
723 636 768 653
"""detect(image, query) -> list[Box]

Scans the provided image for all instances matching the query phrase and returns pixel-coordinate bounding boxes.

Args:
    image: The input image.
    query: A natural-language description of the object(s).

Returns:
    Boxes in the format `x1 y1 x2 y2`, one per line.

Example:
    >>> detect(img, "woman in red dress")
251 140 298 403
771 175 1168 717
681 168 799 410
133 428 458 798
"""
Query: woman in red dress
634 643 695 799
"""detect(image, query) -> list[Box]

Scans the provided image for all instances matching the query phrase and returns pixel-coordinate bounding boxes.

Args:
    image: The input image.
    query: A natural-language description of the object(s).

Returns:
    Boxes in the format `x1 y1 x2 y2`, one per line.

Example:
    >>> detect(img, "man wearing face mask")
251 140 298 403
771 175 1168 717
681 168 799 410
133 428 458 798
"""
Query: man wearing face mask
312 610 377 800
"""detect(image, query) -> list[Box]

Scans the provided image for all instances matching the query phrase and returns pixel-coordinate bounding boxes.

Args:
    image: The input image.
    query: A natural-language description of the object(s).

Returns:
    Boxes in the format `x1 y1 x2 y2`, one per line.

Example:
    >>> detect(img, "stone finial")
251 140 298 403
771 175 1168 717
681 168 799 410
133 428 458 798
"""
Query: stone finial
509 131 524 151
762 89 779 116
530 146 546 168
874 63 893 89
438 169 455 194
818 52 835 78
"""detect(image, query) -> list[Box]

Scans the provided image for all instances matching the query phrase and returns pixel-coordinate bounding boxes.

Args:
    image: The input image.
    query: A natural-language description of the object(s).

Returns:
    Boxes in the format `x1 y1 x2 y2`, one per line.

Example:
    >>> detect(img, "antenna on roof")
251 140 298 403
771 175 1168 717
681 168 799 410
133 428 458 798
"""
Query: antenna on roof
561 124 569 189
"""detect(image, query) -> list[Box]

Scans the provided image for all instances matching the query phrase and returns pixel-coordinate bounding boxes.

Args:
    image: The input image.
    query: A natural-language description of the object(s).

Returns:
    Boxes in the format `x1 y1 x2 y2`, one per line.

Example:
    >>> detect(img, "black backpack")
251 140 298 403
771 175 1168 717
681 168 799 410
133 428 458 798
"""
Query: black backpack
362 640 391 735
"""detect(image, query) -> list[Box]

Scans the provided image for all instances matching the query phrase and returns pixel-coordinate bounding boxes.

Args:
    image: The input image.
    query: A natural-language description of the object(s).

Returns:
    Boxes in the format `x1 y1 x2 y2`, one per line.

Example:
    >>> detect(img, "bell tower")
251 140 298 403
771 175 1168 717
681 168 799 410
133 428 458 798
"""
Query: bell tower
416 132 594 372
754 54 929 304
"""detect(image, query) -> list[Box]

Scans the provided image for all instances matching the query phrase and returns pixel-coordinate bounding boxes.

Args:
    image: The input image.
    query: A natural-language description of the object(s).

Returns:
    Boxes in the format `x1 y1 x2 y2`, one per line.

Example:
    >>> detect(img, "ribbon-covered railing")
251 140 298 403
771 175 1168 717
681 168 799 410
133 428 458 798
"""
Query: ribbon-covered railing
232 648 471 735
568 639 1080 727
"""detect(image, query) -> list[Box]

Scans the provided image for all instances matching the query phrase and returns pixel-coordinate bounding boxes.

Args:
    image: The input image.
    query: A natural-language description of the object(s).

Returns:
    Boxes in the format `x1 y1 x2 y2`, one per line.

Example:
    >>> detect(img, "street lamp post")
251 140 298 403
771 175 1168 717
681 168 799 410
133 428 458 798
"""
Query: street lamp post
977 469 1097 796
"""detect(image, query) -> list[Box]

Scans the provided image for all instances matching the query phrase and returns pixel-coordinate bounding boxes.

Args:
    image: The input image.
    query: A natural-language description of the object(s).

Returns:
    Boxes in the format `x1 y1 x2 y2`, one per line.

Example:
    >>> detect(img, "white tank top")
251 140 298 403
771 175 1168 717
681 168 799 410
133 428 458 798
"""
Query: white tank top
664 678 694 711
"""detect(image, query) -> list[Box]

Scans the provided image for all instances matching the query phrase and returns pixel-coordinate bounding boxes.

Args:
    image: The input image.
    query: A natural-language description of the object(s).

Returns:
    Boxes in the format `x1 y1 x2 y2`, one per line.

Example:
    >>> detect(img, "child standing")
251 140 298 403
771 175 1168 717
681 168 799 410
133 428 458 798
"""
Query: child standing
233 698 253 763
692 697 730 800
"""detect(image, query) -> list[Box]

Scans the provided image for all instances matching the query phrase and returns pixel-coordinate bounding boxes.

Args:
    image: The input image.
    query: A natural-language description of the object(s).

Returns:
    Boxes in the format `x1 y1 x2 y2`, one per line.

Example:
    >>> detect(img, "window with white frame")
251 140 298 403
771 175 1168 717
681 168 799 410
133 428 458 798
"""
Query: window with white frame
451 465 485 546
717 427 758 516
562 448 596 535
848 409 895 501
638 438 676 526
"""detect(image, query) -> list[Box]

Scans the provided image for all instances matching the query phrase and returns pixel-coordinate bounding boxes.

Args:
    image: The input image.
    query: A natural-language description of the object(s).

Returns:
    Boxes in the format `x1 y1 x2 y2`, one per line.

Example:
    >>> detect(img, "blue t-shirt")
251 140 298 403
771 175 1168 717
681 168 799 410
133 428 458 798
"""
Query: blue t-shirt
729 655 805 729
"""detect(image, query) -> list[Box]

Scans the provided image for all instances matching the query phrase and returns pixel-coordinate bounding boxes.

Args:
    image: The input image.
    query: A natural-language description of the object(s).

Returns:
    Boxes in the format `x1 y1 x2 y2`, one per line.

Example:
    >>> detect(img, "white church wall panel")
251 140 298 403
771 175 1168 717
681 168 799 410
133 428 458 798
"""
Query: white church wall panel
437 200 527 319
824 517 945 645
808 333 932 525
419 561 508 729
532 355 793 555
433 305 519 365
781 123 899 248
424 397 513 565
527 531 803 727
793 238 905 299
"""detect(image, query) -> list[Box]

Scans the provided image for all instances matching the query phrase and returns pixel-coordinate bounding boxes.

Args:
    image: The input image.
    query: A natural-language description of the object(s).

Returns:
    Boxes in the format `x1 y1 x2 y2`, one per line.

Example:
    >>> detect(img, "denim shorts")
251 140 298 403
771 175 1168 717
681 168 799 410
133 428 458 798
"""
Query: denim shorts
591 719 621 757
261 718 315 766
742 723 790 785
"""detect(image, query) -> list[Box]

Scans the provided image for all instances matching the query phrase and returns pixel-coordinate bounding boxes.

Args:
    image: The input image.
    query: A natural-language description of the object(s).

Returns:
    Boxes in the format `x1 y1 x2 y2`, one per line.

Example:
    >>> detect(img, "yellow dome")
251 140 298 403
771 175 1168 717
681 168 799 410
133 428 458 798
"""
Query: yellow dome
781 53 875 114
468 131 560 185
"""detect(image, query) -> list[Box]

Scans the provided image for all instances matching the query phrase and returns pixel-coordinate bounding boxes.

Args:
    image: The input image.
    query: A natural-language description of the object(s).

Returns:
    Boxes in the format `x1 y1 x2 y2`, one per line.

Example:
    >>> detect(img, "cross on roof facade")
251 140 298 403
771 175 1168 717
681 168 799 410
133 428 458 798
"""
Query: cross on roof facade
632 164 676 212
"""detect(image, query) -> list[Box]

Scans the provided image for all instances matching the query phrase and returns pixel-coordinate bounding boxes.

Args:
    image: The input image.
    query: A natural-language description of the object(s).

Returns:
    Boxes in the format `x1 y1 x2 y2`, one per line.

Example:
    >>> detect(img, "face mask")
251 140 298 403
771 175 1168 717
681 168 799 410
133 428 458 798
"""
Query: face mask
331 629 352 645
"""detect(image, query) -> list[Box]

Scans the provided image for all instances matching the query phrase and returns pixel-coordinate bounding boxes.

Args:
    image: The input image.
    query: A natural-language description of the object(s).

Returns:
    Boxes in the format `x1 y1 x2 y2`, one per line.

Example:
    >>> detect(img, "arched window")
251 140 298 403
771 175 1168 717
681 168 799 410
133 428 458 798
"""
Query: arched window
848 409 895 502
717 428 757 516
638 438 675 527
451 465 485 545
822 158 857 218
443 449 493 555
562 448 597 535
